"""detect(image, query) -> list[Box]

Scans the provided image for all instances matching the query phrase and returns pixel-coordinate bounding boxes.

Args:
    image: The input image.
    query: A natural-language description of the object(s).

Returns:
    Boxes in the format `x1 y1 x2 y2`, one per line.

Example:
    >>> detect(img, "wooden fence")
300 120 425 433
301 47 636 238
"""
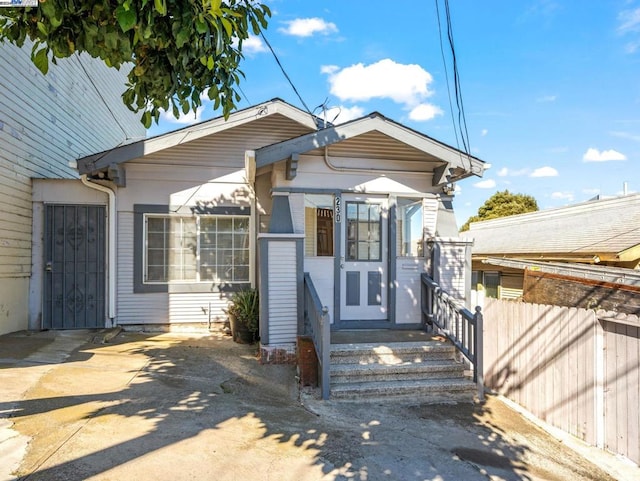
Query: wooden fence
483 298 640 465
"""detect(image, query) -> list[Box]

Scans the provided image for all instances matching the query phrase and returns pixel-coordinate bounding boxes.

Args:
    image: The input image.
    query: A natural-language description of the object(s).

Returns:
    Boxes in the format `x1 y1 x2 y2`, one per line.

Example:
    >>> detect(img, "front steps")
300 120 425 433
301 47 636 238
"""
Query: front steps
329 340 476 402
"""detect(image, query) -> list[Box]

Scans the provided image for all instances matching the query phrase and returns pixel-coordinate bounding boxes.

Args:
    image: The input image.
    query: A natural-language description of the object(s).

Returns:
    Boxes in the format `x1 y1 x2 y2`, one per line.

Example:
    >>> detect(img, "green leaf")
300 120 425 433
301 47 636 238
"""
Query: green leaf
37 22 48 37
175 28 190 48
32 47 49 75
116 7 137 33
141 111 152 128
220 17 233 38
154 0 166 15
206 55 214 70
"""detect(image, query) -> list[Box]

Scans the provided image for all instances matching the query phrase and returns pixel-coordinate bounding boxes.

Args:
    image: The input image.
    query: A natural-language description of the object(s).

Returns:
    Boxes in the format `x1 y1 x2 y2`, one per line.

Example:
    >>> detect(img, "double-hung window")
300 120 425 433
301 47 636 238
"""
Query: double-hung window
138 207 250 291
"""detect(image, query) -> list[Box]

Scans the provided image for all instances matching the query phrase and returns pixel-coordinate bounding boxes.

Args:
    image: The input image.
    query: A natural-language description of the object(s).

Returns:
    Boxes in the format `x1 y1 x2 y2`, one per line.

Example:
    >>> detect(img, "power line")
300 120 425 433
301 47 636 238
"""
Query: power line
259 30 315 122
435 0 472 168
75 53 131 140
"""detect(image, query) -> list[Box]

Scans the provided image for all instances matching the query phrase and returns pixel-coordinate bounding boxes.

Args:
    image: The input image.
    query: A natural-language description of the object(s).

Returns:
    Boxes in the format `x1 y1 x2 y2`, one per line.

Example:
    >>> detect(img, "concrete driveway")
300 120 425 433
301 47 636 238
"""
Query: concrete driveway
0 329 634 481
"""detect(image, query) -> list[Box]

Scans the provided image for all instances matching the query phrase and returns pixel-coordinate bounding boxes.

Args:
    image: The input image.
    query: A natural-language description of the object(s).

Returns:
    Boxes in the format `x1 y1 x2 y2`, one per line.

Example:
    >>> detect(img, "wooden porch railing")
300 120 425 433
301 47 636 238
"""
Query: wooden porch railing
421 273 484 399
303 273 331 400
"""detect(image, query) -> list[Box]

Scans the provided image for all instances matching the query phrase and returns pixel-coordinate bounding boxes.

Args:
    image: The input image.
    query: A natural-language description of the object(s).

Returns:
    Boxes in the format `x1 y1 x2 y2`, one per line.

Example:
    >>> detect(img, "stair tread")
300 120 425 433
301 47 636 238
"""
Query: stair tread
331 377 475 392
330 360 464 373
330 341 452 352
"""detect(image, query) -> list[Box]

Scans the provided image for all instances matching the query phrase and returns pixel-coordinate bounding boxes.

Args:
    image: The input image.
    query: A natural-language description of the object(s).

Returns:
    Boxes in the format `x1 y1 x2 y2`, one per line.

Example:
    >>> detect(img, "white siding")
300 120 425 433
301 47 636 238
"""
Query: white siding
289 193 305 234
0 41 143 334
395 259 428 324
267 241 298 343
303 257 335 323
423 198 438 237
273 155 438 195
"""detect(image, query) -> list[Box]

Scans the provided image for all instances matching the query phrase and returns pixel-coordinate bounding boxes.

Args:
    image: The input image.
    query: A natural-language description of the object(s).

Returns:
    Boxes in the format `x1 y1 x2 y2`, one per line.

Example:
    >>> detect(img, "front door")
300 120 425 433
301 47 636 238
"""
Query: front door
340 195 388 322
43 204 106 329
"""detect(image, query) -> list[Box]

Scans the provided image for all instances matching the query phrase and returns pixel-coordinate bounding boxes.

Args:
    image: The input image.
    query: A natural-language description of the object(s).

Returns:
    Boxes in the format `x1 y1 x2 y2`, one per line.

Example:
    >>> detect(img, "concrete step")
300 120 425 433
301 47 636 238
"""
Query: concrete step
329 341 456 365
329 377 477 401
330 360 466 384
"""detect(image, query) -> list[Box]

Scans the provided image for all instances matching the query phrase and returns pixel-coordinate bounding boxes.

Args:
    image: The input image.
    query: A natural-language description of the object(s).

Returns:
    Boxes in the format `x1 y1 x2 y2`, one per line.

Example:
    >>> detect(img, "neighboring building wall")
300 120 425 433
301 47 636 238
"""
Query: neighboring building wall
524 270 640 315
0 41 144 334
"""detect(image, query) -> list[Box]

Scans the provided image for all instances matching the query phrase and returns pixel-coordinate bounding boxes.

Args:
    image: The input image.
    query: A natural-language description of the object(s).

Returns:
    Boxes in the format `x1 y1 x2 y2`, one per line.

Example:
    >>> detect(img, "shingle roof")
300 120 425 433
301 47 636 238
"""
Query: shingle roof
461 193 640 262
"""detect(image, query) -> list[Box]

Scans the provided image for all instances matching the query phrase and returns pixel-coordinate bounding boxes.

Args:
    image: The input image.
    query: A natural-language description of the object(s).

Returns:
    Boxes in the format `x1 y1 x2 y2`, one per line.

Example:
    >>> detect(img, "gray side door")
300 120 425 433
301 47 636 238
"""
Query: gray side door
43 205 106 329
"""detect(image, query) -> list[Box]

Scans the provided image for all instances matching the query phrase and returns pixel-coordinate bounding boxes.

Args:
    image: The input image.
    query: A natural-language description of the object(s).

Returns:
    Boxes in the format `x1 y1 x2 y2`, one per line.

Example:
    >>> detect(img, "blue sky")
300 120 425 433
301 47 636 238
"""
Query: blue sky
148 0 640 227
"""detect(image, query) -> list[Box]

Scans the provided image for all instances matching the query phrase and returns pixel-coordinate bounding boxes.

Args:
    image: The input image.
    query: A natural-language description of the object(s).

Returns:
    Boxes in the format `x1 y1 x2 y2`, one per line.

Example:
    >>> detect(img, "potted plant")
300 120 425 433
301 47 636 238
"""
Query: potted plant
227 288 259 344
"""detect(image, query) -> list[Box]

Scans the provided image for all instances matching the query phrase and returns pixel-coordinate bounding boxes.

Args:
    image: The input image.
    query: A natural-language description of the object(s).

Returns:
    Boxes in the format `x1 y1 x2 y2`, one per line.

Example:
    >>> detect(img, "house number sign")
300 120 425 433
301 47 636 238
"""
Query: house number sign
334 196 341 223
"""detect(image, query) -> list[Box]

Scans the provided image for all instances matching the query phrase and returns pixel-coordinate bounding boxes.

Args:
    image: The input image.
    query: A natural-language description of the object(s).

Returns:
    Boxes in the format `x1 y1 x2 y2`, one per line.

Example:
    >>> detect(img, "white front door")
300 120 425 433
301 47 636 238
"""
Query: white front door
340 195 388 321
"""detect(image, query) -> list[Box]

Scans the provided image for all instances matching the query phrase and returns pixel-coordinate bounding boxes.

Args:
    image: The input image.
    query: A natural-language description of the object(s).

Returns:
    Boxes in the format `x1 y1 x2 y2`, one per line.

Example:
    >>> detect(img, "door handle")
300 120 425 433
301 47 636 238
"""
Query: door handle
340 256 344 269
45 261 53 272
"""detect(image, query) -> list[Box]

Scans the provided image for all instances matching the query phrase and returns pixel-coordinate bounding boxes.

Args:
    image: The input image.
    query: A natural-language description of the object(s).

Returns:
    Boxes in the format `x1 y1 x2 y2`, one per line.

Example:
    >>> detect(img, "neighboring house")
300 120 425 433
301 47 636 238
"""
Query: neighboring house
30 98 484 359
462 193 640 313
0 41 144 336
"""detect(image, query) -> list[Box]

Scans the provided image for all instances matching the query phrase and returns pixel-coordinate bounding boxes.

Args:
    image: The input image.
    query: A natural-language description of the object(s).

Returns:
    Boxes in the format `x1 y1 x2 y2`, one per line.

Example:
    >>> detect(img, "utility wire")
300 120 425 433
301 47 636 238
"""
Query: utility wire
75 53 131 140
259 30 315 122
435 0 472 169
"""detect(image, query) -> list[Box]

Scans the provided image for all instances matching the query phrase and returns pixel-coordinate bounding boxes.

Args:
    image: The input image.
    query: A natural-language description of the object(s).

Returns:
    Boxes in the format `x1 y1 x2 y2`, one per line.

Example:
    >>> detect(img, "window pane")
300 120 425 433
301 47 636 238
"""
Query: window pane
398 198 423 257
145 213 250 284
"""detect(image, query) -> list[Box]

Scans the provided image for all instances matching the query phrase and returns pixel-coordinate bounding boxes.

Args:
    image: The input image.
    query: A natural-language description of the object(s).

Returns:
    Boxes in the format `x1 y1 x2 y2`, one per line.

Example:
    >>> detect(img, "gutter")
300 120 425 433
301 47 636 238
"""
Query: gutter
81 175 116 323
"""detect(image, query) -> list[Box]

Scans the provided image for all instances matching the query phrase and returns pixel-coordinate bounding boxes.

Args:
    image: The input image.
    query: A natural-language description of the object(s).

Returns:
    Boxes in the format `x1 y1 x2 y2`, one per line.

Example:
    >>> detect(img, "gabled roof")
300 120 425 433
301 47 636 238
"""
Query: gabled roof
254 112 485 186
77 98 321 175
463 193 640 266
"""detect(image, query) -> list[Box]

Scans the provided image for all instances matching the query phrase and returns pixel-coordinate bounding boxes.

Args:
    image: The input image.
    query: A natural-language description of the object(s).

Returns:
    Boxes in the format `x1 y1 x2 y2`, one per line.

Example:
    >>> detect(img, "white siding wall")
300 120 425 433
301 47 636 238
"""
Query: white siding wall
423 198 439 237
303 257 335 323
267 241 298 343
113 118 313 327
289 193 305 234
0 41 143 334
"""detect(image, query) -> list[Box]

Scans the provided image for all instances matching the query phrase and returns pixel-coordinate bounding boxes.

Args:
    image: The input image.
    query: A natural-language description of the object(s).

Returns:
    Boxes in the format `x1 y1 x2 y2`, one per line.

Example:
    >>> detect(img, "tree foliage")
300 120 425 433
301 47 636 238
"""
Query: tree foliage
460 190 538 231
0 0 271 127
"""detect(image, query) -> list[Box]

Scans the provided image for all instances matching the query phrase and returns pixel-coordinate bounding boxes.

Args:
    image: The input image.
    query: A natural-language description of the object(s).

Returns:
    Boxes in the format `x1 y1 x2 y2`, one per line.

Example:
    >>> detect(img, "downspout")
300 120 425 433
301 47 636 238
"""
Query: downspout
81 175 116 323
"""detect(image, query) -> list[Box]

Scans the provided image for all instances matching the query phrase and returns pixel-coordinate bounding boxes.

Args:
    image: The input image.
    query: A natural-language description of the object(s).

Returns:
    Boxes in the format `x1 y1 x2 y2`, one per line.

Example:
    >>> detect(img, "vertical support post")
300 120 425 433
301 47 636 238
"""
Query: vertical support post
320 307 331 400
475 306 485 401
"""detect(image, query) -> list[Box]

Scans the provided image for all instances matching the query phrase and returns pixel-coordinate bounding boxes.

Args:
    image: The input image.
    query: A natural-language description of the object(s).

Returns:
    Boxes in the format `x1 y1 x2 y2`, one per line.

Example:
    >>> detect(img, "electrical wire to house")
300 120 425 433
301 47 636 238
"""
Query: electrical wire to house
434 0 473 171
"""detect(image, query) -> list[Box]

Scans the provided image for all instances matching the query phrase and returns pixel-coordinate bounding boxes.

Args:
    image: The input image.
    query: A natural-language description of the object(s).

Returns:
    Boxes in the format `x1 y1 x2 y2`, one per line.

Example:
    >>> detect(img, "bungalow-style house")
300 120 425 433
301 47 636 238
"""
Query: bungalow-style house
0 40 144 336
462 193 640 314
28 99 485 361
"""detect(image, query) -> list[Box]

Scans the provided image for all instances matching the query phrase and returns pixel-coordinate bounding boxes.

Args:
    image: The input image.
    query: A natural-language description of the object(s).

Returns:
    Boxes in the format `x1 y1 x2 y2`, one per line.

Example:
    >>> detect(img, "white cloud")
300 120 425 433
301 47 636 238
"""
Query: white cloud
618 8 640 53
323 59 437 114
610 131 640 142
242 35 267 55
536 95 557 103
160 106 204 125
498 167 529 177
618 8 640 33
474 179 496 189
530 166 558 177
321 105 364 125
320 65 339 75
583 148 627 162
481 129 488 136
551 191 574 201
279 17 338 37
408 103 443 121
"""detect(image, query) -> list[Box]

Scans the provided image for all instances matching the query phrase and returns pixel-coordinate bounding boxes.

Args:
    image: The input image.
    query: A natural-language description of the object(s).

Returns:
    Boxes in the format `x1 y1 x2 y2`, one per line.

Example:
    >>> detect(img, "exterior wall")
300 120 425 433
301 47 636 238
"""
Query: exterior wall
0 41 144 334
113 121 313 328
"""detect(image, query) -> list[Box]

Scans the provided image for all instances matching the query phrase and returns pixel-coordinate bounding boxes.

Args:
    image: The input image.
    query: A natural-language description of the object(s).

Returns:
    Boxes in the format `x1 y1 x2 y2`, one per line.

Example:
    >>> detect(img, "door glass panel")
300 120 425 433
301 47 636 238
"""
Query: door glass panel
346 201 382 261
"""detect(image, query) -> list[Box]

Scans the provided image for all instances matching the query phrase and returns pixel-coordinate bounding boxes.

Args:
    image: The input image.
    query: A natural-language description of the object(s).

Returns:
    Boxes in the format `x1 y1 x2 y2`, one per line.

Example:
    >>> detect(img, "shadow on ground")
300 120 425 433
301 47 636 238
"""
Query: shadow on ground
1 331 616 481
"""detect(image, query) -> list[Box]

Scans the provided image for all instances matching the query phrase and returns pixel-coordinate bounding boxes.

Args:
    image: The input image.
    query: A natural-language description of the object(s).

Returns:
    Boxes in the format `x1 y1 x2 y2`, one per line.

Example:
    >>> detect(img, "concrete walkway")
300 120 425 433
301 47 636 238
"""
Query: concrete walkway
0 329 636 481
